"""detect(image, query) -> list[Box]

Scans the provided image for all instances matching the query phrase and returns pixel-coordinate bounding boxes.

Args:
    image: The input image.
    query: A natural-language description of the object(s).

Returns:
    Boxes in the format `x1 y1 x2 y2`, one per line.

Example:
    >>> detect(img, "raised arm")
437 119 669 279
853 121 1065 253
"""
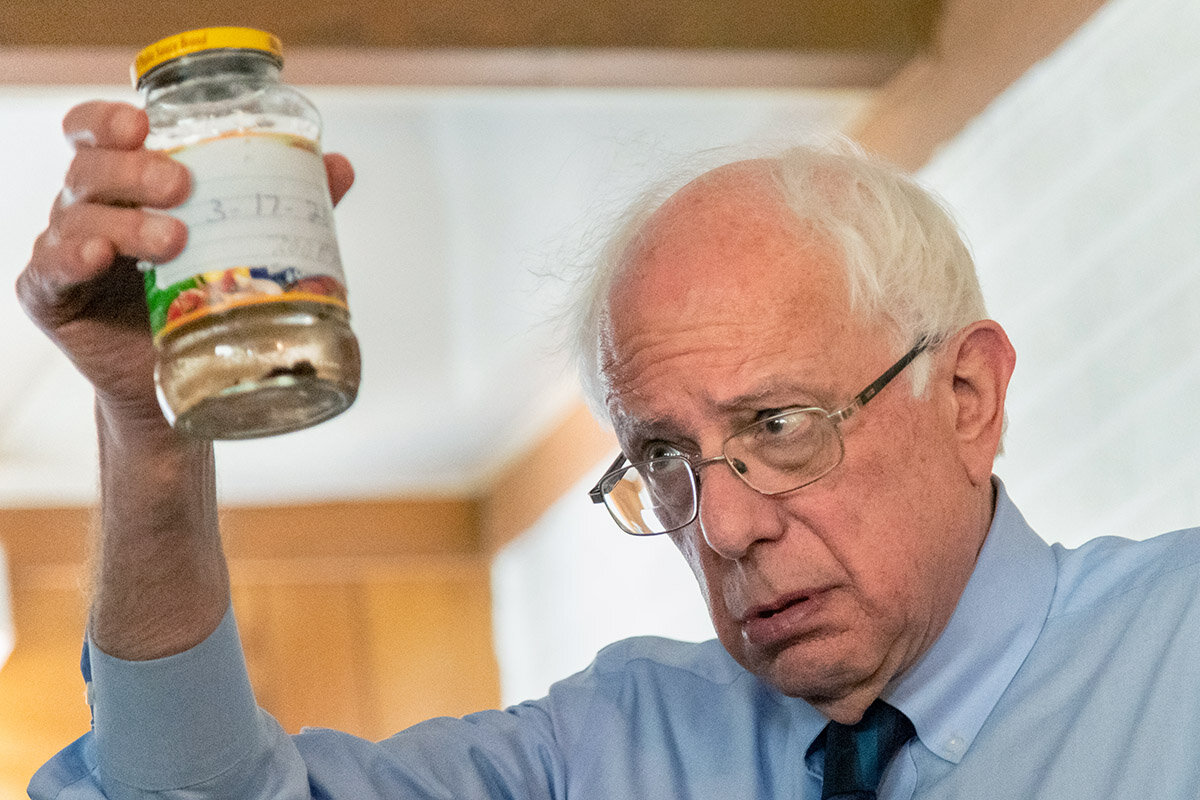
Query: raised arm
16 100 354 661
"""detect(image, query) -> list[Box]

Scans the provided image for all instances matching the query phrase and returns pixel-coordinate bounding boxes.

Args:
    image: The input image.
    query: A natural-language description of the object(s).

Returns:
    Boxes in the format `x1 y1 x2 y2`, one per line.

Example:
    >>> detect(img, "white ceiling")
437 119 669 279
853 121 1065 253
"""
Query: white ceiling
0 81 868 507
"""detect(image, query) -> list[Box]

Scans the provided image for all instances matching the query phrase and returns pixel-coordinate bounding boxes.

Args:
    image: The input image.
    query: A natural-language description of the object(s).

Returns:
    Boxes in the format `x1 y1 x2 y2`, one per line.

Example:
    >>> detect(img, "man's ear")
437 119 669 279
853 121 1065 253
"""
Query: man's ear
942 320 1016 487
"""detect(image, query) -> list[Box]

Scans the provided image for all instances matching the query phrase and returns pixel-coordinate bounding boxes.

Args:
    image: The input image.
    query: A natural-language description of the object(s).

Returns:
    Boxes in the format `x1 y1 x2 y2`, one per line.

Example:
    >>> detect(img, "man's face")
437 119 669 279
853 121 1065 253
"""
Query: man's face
601 169 985 719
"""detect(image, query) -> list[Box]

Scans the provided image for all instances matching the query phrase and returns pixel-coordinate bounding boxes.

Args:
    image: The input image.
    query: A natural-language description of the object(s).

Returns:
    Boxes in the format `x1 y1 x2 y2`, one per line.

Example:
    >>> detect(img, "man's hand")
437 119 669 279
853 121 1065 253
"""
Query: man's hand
17 101 188 418
16 100 355 423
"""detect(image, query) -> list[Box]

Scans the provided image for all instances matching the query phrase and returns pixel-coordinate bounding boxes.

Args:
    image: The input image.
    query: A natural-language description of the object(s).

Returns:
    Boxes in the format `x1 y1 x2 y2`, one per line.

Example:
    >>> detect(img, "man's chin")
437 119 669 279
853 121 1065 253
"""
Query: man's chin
742 636 878 705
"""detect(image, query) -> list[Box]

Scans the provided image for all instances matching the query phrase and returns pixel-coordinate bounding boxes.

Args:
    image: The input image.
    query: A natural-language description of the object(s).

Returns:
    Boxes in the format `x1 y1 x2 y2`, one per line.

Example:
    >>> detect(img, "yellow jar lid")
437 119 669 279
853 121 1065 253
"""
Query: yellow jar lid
133 27 282 86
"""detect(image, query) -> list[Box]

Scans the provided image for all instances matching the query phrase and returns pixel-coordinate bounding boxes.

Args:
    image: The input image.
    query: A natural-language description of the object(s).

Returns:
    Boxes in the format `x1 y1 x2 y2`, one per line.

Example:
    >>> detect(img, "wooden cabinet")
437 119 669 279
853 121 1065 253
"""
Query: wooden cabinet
0 502 499 793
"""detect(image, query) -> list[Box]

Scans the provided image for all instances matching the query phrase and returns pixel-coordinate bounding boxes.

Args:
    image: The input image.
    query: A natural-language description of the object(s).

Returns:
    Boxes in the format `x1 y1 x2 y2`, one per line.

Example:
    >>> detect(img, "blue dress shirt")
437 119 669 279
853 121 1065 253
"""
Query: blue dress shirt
29 480 1200 798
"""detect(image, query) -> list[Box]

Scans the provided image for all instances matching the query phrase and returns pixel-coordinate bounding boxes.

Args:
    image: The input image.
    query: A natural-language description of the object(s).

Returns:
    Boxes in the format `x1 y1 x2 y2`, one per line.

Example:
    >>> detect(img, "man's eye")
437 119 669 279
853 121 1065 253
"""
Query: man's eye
753 410 823 446
763 414 799 436
758 409 803 434
644 442 685 460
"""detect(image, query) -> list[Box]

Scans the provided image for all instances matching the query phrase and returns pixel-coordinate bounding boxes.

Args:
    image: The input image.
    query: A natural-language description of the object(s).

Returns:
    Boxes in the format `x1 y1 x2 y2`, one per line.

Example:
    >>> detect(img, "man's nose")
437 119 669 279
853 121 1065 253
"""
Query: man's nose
695 457 785 560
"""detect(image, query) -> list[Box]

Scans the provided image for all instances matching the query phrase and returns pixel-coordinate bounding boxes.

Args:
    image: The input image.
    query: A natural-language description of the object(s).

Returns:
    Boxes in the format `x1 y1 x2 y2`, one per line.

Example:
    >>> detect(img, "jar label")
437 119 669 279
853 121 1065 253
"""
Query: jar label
142 132 348 341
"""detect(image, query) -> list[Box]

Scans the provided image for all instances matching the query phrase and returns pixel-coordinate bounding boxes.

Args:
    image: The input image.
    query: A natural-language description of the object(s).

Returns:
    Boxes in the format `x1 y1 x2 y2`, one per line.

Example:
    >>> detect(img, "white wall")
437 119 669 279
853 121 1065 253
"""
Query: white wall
492 464 716 705
918 0 1200 546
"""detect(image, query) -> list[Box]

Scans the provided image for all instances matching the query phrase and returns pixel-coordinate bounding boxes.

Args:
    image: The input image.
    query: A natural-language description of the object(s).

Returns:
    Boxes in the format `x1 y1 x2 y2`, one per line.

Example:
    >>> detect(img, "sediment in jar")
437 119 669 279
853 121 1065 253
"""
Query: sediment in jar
155 300 360 439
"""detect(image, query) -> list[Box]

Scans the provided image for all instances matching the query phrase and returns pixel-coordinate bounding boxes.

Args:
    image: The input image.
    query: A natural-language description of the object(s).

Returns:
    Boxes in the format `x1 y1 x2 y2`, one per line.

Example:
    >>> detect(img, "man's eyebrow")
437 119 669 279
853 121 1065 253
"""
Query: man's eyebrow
613 413 703 455
618 415 685 442
711 381 834 413
613 379 839 442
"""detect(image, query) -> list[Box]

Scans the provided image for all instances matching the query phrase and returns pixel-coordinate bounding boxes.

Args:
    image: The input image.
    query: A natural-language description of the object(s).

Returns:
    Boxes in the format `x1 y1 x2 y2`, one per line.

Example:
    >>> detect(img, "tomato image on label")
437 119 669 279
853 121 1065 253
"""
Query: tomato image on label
287 275 348 303
166 287 207 322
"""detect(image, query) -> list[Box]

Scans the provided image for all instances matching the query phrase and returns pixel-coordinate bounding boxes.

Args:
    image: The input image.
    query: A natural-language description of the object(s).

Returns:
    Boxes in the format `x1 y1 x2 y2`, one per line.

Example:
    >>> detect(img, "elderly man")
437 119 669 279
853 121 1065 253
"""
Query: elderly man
20 101 1200 799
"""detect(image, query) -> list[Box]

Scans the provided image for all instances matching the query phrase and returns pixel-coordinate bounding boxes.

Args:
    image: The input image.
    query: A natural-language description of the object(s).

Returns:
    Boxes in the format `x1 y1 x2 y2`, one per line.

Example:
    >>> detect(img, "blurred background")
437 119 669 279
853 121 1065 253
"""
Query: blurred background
3 0 1200 794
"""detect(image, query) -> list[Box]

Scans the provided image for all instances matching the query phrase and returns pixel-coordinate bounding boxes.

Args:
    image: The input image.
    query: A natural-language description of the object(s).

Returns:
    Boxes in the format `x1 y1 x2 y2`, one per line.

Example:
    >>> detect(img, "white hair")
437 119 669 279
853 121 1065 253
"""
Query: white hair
569 140 988 424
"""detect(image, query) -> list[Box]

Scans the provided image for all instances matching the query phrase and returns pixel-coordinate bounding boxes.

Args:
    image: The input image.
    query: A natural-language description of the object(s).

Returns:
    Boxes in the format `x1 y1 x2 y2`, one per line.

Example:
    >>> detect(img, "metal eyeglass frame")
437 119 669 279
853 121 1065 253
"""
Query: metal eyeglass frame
587 338 932 535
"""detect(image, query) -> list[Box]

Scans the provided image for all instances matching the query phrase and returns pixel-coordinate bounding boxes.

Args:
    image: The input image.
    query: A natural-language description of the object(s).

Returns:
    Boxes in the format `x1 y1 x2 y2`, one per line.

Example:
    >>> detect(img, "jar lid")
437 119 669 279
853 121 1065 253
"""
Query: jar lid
132 27 283 86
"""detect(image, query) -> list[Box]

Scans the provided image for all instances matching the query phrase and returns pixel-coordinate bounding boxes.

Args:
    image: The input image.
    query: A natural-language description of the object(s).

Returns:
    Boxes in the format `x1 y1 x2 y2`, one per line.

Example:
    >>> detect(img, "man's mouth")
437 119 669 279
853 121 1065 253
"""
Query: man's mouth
741 589 830 647
756 594 810 618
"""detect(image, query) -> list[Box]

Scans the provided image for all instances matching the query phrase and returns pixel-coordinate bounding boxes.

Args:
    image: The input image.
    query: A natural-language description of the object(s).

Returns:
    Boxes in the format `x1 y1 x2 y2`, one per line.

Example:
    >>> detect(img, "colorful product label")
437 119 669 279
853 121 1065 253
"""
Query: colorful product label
143 132 348 341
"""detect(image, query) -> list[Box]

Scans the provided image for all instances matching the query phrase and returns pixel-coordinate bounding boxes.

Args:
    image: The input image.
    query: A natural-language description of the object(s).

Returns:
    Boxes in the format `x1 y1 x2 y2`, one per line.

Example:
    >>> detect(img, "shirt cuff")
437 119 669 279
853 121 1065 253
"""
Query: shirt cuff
88 607 263 791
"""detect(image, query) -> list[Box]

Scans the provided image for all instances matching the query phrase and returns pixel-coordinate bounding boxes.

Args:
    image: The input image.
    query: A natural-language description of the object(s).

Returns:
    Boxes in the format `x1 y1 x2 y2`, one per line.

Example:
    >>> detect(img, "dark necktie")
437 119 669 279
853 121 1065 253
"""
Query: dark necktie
819 699 915 800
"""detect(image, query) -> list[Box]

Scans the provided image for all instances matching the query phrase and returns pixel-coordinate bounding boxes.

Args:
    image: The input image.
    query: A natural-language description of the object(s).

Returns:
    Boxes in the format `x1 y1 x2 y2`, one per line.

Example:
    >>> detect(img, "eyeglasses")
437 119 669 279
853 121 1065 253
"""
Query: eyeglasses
587 339 930 535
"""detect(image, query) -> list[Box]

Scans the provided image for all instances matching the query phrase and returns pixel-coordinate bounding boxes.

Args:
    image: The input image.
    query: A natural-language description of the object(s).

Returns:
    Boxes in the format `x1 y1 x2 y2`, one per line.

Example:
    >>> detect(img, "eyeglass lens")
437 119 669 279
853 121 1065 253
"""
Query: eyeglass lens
605 408 842 535
605 457 698 535
723 408 841 490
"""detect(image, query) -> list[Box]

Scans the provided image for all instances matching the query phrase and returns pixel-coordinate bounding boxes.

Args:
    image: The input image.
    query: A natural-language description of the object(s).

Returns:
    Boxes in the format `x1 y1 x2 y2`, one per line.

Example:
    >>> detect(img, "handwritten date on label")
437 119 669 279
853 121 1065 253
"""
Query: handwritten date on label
203 193 329 226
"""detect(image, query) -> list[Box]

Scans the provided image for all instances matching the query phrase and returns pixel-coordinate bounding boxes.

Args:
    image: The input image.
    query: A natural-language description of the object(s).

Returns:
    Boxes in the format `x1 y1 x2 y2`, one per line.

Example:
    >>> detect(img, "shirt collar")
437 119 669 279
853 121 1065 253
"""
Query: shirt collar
883 476 1057 764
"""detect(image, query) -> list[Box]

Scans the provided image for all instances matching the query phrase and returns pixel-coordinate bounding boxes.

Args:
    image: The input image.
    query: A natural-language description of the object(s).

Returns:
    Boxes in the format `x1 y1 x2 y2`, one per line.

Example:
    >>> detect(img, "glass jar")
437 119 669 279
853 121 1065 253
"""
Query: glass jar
133 27 361 439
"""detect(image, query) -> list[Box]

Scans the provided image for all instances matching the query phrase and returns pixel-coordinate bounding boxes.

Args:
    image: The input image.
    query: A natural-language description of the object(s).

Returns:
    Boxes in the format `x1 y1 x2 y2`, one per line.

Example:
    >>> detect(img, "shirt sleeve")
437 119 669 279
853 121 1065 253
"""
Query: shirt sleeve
28 609 312 799
27 608 568 800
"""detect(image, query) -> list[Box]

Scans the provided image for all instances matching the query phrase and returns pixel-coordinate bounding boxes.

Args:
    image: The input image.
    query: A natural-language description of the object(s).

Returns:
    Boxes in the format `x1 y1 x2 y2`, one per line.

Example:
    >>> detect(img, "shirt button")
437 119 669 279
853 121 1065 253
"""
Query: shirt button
944 735 966 758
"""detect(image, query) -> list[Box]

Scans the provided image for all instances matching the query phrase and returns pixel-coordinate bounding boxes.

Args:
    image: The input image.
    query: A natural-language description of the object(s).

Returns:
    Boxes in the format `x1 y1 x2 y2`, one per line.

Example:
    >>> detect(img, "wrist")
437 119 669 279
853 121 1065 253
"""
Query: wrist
95 396 210 458
95 395 216 522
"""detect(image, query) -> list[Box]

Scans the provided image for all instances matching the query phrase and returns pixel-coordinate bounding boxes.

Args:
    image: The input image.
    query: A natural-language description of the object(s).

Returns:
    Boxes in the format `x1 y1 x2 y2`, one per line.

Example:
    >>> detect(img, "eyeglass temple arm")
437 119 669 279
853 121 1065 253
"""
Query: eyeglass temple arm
588 453 630 504
832 338 931 424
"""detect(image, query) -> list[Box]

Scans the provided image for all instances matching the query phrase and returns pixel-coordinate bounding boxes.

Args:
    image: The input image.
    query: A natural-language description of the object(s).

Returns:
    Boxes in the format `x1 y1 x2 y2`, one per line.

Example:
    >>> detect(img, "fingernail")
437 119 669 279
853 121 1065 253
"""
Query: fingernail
141 213 178 253
65 128 98 148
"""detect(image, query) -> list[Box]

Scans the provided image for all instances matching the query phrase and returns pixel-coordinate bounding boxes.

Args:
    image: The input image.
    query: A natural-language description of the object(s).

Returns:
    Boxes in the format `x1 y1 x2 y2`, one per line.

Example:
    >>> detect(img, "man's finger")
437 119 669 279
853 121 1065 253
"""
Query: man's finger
63 101 149 151
52 204 187 273
324 153 355 206
58 148 190 211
